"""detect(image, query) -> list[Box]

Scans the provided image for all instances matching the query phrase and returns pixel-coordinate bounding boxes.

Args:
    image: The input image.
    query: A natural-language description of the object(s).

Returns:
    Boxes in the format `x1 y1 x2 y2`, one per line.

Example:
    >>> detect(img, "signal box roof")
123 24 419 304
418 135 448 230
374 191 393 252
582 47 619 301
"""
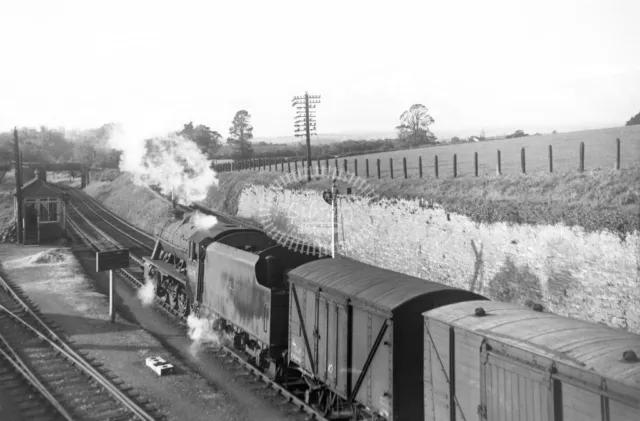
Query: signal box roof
15 179 64 199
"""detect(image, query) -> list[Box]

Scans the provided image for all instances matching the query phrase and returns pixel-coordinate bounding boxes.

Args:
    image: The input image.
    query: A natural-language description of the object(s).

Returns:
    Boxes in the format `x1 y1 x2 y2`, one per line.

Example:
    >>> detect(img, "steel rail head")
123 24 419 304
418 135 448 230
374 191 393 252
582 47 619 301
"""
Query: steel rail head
69 189 155 247
0 343 76 421
0 257 156 421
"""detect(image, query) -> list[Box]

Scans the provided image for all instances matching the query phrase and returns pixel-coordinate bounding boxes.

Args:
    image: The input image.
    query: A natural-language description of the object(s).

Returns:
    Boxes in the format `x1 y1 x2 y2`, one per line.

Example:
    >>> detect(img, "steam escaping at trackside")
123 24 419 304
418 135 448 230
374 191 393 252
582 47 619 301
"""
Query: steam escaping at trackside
138 274 156 307
186 314 224 357
106 123 219 205
191 212 218 231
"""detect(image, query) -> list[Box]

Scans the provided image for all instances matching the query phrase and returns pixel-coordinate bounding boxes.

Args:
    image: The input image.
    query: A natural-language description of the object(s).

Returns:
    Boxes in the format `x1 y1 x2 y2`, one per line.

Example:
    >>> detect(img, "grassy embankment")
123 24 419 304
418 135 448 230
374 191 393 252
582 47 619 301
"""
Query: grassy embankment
0 164 636 239
81 166 640 240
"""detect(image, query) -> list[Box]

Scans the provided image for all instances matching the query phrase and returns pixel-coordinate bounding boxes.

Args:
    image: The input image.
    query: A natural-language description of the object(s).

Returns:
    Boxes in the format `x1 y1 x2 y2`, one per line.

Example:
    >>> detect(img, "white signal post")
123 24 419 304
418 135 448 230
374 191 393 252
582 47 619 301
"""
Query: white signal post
109 270 114 322
331 178 338 259
96 249 130 323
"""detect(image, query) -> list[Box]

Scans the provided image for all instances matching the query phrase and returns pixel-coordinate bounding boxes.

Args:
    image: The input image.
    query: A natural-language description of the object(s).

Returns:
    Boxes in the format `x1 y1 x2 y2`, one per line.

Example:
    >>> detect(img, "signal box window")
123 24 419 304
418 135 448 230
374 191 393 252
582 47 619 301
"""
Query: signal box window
39 200 58 223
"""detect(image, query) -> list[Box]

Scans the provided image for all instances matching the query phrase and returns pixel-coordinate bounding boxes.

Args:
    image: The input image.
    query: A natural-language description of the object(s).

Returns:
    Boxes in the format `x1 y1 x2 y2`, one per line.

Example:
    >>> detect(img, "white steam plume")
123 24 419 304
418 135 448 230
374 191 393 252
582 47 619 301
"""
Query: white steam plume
106 122 219 204
191 212 218 231
186 314 225 357
138 274 156 307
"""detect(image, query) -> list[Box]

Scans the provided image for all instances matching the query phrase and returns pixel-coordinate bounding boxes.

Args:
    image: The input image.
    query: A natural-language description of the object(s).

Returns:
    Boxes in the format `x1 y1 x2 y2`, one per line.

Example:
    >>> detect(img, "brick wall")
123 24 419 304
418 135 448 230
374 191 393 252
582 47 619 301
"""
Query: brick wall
238 184 640 334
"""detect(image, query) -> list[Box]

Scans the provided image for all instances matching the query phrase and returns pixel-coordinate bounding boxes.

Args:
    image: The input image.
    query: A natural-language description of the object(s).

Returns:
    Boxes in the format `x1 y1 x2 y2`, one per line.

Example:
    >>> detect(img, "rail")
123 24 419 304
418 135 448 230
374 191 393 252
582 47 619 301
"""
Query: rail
0 272 158 421
66 188 330 421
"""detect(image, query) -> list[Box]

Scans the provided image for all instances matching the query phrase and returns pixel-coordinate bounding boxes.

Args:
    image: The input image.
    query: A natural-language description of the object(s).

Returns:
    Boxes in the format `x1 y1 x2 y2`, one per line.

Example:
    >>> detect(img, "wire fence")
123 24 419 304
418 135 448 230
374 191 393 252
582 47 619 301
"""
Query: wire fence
215 138 634 179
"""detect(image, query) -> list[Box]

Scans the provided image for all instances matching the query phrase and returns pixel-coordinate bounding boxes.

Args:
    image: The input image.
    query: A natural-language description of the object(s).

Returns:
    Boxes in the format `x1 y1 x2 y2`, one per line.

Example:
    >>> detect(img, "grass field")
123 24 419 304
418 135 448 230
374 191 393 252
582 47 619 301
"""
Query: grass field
260 125 640 179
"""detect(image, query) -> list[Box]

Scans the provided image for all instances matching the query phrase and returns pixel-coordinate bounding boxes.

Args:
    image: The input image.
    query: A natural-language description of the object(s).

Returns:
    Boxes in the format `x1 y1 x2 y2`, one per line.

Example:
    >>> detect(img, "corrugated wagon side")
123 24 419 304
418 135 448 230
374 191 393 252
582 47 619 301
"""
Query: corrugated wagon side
423 300 640 421
287 257 487 421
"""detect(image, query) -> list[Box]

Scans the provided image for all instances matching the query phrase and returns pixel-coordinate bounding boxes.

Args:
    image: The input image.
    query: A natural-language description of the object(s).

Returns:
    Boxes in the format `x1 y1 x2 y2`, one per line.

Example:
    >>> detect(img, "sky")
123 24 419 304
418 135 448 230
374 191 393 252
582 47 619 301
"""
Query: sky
1 0 639 140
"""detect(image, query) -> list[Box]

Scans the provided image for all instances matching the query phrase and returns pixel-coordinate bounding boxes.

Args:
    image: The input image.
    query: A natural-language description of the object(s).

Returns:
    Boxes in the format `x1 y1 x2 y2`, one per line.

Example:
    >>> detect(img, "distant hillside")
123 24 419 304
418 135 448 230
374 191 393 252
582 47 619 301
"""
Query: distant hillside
252 131 398 145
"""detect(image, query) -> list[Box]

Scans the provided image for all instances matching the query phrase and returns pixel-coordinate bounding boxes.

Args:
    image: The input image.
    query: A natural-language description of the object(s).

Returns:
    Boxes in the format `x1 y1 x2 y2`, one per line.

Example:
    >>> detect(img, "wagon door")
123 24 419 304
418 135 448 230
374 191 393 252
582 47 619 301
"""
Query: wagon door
315 293 348 394
479 341 552 421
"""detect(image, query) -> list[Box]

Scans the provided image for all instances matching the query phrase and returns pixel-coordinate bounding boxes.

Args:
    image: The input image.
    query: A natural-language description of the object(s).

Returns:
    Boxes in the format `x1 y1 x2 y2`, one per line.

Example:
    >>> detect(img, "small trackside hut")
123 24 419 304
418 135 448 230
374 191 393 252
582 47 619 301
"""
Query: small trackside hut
14 172 68 245
286 257 487 421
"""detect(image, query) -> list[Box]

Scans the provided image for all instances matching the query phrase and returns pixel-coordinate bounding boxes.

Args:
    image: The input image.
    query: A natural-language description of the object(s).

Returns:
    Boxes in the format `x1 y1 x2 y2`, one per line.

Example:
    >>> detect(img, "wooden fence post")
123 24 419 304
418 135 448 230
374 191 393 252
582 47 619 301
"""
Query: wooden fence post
366 159 370 178
403 157 407 178
474 152 478 177
288 160 291 173
453 154 457 178
343 159 347 174
377 159 381 179
354 159 358 177
616 138 621 170
390 158 394 179
497 150 501 175
419 156 423 178
317 159 321 175
335 158 339 175
521 148 526 174
435 155 439 178
579 142 585 172
549 145 553 173
325 158 329 174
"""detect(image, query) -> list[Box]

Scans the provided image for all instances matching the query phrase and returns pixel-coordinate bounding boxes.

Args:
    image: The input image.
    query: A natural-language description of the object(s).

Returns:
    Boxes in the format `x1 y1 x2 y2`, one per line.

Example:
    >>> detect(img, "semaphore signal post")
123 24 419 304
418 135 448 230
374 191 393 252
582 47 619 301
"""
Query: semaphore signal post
292 92 321 182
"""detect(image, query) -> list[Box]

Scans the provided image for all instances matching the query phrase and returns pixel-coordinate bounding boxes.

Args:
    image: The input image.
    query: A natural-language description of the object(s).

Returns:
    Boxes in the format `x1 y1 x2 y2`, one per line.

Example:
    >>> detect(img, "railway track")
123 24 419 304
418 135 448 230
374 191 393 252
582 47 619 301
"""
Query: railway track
64 188 330 421
0 270 162 421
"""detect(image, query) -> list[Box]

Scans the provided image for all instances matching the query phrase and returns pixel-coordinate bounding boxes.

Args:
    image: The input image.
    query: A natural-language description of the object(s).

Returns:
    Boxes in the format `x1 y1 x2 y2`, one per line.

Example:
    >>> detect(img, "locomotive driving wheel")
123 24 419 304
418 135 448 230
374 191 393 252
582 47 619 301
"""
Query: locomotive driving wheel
176 289 190 318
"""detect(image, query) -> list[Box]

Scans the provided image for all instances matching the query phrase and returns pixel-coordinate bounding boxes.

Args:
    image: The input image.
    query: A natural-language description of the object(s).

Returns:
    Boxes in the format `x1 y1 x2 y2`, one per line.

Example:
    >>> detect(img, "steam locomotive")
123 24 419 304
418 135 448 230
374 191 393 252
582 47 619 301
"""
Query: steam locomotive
143 209 640 421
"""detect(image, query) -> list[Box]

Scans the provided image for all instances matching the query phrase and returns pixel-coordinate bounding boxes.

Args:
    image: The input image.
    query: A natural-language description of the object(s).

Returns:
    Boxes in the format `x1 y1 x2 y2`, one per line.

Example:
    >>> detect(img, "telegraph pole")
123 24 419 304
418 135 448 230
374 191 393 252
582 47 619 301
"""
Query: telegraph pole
292 92 320 181
13 127 23 244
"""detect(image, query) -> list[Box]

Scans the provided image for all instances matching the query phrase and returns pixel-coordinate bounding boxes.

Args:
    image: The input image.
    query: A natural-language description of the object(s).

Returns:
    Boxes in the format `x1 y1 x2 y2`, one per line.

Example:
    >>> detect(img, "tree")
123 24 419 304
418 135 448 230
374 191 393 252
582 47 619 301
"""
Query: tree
73 139 97 166
625 111 640 126
395 104 437 146
506 129 528 139
552 130 558 134
178 122 222 159
227 110 254 159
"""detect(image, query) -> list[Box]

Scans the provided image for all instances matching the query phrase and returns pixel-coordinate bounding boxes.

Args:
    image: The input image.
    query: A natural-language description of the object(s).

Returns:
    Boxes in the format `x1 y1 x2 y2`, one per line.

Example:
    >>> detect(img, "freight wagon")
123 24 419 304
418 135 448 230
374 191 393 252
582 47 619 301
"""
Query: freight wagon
286 257 487 421
423 300 640 421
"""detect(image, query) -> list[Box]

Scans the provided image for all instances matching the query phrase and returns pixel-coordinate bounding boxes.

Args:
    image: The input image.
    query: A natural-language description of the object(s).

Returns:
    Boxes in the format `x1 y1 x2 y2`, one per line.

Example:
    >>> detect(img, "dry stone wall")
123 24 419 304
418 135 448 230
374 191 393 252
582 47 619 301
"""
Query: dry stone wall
238 184 640 334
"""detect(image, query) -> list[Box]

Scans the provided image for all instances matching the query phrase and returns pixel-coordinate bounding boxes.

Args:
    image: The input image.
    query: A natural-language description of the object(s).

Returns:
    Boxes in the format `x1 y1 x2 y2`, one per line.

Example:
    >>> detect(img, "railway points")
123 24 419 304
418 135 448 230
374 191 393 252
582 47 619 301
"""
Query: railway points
0 270 162 421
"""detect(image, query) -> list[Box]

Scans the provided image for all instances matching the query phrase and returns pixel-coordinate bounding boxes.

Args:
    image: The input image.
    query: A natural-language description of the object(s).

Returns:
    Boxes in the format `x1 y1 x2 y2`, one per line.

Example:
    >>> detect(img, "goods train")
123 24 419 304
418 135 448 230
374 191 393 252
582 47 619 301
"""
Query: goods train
143 209 640 421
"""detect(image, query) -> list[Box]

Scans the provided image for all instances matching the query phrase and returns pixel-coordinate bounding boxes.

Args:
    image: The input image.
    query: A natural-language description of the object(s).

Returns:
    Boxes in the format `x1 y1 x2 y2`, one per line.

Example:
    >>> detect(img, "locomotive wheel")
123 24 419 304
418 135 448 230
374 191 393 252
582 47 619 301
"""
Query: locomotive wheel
163 285 175 308
177 290 190 318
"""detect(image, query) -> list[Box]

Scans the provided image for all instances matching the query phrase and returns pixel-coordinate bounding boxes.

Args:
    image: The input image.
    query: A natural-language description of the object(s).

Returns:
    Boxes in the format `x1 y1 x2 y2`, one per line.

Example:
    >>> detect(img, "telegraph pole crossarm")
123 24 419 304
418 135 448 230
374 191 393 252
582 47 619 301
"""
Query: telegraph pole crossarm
292 91 321 182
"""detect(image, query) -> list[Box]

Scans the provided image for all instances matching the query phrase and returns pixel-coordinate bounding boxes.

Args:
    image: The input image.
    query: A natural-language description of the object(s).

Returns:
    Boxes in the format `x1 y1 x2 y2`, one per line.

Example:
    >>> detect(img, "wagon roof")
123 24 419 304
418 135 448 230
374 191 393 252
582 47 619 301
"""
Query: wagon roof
288 257 482 313
423 300 640 386
187 221 263 244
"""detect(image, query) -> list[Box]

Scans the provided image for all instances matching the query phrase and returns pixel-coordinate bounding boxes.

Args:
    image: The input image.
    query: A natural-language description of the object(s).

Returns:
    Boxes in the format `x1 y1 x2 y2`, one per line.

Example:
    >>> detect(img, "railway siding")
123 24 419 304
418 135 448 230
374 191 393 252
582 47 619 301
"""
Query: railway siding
0 266 162 421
